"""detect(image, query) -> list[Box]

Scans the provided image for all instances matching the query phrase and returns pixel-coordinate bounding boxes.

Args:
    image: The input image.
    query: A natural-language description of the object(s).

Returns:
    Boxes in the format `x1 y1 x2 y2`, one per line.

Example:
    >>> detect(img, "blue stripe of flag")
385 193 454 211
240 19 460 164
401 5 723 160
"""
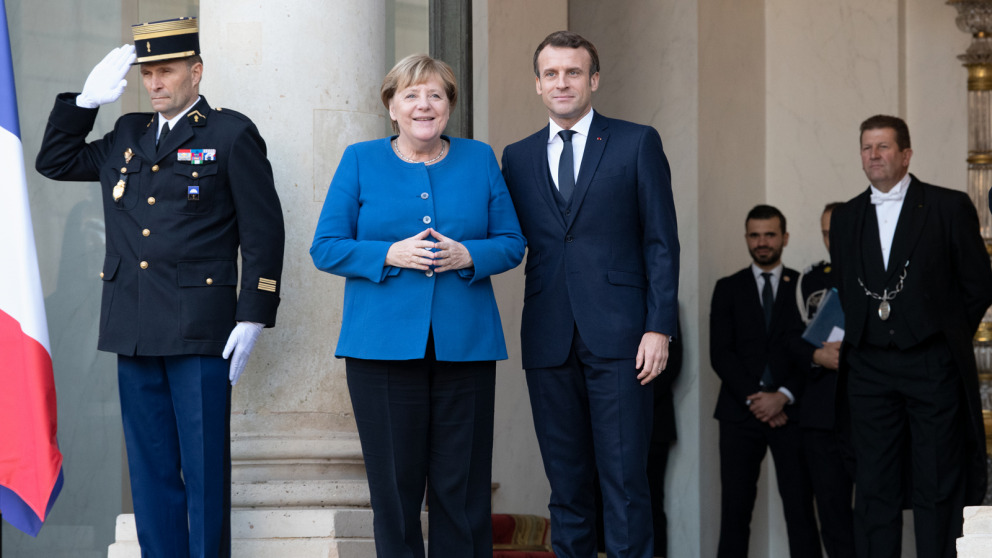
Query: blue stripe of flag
0 0 21 139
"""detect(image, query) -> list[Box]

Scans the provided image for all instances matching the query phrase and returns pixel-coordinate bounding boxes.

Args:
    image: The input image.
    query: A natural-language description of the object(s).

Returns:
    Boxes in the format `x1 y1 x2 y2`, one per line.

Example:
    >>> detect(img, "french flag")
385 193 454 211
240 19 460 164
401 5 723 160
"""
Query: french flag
0 0 64 537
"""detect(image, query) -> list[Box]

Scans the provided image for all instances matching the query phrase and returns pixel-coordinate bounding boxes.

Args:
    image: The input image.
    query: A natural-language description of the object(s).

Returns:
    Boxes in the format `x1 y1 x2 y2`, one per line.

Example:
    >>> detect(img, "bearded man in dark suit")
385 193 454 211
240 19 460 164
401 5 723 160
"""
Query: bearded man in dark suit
830 115 992 558
710 204 822 558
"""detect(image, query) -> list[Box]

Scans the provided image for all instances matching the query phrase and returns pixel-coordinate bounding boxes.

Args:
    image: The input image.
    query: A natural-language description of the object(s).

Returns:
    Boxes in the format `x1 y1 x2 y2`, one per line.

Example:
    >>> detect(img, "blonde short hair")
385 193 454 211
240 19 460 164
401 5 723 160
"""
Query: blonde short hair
380 54 458 133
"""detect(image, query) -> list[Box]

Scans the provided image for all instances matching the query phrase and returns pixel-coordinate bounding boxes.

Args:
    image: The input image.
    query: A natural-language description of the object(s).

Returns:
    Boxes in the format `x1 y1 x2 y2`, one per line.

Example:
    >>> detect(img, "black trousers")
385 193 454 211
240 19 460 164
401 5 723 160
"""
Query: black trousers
345 340 496 558
847 339 965 558
802 427 856 558
717 418 822 558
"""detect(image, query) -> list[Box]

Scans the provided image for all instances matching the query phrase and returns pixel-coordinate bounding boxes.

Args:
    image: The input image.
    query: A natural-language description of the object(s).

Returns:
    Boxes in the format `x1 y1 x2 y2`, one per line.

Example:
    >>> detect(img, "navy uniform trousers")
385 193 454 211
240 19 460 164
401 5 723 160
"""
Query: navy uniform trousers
118 355 232 558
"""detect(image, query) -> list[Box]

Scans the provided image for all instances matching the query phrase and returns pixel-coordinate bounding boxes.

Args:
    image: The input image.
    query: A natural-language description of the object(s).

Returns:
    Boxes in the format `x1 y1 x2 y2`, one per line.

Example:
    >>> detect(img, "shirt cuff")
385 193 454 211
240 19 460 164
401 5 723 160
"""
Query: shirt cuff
778 387 795 405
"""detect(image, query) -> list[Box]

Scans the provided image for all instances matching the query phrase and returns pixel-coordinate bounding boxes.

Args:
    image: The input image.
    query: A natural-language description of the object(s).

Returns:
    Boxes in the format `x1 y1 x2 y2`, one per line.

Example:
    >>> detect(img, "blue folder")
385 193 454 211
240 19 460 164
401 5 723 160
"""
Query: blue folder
802 288 844 347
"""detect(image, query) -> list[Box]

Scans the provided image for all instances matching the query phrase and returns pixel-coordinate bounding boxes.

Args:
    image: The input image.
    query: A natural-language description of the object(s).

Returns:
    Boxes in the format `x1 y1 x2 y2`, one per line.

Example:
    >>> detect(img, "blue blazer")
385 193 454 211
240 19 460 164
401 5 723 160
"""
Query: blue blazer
311 136 525 361
501 112 679 369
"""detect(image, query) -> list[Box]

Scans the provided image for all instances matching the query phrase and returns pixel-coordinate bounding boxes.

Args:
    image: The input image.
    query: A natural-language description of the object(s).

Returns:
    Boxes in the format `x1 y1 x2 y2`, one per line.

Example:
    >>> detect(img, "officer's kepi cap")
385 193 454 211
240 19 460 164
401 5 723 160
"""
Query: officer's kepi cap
131 17 199 64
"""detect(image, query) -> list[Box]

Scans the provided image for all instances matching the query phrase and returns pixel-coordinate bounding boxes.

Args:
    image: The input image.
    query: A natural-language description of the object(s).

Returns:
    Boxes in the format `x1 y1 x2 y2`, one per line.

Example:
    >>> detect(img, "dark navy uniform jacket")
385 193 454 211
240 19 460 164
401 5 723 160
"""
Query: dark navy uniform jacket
37 94 284 357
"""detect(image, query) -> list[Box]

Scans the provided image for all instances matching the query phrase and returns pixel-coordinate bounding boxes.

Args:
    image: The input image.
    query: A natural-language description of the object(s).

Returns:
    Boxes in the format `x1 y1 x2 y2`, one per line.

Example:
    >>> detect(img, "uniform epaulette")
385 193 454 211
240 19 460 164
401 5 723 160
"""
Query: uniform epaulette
211 106 252 122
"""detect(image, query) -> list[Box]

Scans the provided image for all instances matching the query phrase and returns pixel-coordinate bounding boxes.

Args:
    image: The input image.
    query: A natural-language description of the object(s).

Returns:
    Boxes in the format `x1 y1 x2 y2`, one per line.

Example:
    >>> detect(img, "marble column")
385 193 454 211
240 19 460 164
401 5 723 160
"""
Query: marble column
108 2 389 556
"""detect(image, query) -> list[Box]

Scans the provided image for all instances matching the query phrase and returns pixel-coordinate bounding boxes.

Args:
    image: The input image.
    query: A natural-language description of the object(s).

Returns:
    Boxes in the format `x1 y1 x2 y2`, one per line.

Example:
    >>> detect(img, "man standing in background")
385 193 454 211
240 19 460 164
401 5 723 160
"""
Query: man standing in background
797 202 855 558
830 115 991 558
710 204 822 558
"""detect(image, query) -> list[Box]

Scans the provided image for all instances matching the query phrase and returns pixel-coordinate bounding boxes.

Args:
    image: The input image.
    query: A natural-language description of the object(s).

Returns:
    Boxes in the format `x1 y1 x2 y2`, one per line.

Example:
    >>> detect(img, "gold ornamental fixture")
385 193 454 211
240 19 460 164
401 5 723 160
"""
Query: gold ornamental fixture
949 0 992 242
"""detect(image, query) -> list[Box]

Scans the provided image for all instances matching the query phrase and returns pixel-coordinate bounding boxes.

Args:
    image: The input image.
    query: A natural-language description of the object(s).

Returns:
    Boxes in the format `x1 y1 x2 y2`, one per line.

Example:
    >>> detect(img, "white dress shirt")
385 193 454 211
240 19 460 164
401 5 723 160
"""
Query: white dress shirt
869 173 911 270
547 109 594 190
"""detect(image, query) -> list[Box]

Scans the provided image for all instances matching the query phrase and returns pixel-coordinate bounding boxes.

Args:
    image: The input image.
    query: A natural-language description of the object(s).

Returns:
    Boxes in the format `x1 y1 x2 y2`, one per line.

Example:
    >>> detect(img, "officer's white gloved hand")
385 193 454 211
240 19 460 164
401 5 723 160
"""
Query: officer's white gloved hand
76 45 136 109
222 321 264 386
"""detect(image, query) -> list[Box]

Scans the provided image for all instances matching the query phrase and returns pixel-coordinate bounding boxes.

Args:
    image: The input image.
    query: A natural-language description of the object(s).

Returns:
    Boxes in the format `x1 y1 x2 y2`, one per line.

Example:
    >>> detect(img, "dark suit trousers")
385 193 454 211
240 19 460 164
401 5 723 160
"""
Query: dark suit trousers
345 346 496 558
526 328 654 558
802 426 856 558
117 355 232 558
717 418 821 558
847 340 965 558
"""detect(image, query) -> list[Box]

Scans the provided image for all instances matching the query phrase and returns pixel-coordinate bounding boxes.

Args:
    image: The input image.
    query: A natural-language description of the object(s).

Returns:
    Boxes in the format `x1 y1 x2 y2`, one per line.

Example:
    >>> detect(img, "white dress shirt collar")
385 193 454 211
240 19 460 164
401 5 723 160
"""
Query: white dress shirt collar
751 262 783 300
547 108 595 143
157 95 203 140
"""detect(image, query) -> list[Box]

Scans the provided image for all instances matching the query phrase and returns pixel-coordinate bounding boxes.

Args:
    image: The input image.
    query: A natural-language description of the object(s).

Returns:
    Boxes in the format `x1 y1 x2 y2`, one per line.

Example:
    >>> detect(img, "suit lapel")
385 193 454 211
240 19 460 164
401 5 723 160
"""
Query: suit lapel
770 269 794 330
138 115 158 162
885 176 928 282
566 112 608 230
743 271 766 332
529 126 566 230
849 189 872 285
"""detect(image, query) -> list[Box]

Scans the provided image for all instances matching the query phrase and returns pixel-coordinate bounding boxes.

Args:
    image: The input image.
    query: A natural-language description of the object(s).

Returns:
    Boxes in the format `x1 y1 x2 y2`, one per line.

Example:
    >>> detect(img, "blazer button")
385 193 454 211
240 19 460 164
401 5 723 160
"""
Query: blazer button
565 209 571 216
426 270 434 277
192 171 199 179
565 235 574 242
139 261 149 269
421 192 429 199
151 165 160 172
147 197 156 205
120 167 127 173
99 272 104 278
423 216 432 224
206 278 213 285
142 228 150 237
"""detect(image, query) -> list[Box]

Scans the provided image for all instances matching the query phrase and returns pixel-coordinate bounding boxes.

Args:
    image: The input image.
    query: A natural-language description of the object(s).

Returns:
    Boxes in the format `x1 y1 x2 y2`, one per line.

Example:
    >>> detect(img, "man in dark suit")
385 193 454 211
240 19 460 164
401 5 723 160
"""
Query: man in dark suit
35 18 284 558
501 30 679 558
830 115 992 558
710 204 822 558
797 202 856 558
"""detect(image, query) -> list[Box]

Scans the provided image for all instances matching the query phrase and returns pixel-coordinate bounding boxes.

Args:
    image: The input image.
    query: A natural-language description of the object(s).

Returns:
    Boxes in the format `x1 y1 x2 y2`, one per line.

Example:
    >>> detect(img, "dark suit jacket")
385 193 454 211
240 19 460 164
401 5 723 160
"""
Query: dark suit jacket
36 94 285 356
710 266 813 423
501 112 679 369
830 175 992 503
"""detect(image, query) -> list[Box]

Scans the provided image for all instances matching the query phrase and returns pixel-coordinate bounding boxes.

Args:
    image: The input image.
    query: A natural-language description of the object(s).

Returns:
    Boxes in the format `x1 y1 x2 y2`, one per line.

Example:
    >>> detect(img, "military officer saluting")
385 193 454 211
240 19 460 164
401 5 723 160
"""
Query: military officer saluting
36 17 284 558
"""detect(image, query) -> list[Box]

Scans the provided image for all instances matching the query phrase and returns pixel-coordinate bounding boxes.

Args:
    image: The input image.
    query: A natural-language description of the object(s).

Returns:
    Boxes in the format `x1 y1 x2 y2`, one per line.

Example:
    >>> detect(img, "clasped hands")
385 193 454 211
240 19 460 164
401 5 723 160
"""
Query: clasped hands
385 228 472 272
747 390 790 427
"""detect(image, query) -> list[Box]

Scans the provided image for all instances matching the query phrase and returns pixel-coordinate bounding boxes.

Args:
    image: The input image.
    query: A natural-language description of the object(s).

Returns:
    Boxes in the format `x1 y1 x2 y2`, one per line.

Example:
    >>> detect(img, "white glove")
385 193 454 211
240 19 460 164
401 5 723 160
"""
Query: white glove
222 321 264 386
76 45 136 109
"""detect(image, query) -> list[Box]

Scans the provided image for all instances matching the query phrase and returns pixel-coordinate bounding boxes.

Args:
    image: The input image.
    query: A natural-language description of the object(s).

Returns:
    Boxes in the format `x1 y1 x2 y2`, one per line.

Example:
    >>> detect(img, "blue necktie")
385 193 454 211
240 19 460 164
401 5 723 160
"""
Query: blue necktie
558 129 576 202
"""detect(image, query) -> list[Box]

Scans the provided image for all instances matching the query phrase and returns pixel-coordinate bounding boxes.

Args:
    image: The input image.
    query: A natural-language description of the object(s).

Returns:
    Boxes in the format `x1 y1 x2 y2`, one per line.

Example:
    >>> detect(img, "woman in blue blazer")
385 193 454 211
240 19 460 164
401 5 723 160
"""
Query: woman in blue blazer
310 54 524 558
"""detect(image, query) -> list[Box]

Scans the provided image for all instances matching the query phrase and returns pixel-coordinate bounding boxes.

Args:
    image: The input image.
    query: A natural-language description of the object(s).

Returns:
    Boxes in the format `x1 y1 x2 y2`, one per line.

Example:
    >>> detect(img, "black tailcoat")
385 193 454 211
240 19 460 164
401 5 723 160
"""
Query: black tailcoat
830 175 992 504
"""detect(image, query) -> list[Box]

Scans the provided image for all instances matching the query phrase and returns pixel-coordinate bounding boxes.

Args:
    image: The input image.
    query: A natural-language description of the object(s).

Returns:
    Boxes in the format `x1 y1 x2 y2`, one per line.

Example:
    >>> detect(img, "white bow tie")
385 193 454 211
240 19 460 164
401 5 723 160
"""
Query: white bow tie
870 189 906 205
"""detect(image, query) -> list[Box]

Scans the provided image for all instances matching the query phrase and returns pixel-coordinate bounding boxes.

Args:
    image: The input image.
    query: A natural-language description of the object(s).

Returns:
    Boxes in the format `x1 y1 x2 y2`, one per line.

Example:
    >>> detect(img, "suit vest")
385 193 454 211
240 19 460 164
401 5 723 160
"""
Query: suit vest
860 205 919 349
546 166 573 216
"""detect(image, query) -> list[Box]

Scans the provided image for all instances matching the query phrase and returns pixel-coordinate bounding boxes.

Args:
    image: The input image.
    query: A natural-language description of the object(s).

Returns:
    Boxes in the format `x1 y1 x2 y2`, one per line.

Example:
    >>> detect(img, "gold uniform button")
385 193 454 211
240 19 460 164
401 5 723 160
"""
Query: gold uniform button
147 197 156 205
139 261 149 269
120 167 127 173
206 278 213 285
192 171 199 178
142 229 150 237
151 165 160 172
99 272 104 278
